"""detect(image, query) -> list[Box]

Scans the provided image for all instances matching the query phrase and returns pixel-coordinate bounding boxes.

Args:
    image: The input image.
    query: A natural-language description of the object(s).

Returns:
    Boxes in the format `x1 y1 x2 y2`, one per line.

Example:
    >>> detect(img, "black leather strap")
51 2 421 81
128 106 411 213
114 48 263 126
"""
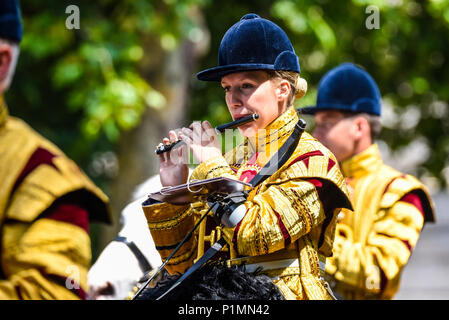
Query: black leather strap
114 236 152 273
156 237 228 300
249 119 306 187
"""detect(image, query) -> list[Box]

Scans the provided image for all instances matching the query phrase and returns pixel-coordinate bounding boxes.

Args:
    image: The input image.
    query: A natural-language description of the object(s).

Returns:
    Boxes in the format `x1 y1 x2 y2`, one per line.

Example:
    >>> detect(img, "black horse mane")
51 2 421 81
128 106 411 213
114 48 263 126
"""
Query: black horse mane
135 261 285 300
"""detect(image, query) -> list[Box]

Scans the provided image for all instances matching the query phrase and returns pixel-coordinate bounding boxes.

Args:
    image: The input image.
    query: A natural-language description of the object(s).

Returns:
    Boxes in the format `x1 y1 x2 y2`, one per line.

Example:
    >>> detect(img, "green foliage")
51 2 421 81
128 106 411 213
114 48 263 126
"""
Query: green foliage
3 0 448 258
191 0 449 190
6 0 449 192
7 0 206 187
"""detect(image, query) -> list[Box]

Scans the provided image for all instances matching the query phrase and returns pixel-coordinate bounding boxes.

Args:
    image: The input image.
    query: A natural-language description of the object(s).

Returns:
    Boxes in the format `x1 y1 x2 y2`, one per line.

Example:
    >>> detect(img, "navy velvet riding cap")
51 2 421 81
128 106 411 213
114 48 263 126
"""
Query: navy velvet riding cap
0 0 23 43
301 63 381 116
196 13 300 82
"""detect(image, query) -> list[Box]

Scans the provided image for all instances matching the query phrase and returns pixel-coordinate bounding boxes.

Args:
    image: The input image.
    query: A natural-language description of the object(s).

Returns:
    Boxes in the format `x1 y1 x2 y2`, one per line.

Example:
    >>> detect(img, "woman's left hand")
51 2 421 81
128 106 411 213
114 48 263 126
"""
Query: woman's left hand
178 120 222 164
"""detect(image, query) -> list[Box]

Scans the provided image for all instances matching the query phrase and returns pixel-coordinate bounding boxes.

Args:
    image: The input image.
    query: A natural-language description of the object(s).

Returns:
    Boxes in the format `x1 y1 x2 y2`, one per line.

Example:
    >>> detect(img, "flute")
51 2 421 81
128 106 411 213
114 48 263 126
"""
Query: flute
155 113 259 155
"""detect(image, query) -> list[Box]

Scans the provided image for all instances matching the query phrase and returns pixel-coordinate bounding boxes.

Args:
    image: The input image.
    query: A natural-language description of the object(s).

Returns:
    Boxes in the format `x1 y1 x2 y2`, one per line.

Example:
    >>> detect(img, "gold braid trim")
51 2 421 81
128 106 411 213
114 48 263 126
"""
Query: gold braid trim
148 216 194 249
247 106 297 150
143 201 190 222
164 236 198 266
264 266 301 278
254 116 296 148
273 277 302 300
298 236 334 300
190 155 235 181
280 187 313 234
206 166 232 179
161 237 198 275
146 206 192 230
245 178 326 259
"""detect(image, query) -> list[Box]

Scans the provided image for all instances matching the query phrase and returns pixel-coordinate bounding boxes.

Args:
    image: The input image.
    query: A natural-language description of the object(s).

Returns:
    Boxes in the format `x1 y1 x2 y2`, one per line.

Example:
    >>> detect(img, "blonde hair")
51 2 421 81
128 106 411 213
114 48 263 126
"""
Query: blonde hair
266 70 307 107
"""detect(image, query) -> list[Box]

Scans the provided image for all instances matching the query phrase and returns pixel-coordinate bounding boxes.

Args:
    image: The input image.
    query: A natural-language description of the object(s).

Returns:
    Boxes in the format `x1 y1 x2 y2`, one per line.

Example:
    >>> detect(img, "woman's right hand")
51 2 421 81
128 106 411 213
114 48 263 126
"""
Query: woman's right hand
157 130 189 187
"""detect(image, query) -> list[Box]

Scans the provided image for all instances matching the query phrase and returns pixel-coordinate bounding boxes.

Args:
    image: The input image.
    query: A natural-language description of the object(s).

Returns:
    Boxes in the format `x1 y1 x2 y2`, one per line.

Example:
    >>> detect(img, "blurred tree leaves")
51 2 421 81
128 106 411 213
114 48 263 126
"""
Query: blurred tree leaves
7 0 207 185
6 0 449 194
4 0 448 256
192 0 449 190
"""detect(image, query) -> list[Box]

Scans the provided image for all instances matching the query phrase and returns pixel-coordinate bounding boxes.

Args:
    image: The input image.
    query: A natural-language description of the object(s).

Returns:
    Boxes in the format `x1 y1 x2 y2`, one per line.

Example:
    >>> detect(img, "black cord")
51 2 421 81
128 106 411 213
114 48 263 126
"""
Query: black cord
131 202 217 300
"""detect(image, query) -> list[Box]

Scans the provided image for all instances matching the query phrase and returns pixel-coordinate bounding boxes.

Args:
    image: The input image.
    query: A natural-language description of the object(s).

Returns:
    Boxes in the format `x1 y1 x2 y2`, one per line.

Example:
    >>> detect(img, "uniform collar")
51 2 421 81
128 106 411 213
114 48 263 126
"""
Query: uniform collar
0 96 8 128
340 143 384 178
246 106 298 156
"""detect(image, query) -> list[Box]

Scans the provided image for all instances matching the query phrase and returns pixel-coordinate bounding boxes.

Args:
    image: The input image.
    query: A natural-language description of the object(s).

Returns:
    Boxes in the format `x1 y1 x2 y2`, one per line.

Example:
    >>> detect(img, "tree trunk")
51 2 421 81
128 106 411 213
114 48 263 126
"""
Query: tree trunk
94 14 210 258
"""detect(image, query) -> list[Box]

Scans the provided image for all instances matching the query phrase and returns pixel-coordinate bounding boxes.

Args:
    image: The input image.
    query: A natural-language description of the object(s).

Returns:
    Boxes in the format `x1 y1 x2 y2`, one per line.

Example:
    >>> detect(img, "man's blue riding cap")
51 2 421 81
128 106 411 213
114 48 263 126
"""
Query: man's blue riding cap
196 13 300 82
0 0 23 43
301 63 381 116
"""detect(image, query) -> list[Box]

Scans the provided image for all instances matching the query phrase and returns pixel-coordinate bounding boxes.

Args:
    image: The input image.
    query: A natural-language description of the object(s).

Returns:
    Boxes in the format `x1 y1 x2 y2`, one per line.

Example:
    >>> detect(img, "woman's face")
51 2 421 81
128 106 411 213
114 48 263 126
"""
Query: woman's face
221 71 288 137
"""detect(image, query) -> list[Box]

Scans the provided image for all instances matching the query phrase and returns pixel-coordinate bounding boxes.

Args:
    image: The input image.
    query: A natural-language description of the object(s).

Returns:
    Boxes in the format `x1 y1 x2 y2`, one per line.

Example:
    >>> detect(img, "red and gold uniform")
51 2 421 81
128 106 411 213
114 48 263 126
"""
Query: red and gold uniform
142 107 352 300
0 97 111 299
325 144 435 299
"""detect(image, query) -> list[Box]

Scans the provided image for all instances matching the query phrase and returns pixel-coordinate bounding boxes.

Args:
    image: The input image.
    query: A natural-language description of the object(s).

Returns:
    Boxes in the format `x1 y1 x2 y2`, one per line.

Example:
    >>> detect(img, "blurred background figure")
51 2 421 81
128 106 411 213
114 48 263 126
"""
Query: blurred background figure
302 62 435 299
7 1 449 299
0 0 111 299
87 170 193 300
88 171 185 300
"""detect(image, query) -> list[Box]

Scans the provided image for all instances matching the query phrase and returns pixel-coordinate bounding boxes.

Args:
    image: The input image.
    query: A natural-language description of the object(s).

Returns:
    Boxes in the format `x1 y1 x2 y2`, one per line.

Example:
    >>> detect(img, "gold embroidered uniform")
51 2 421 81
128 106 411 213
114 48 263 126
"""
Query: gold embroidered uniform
0 99 111 299
325 144 435 299
142 107 352 300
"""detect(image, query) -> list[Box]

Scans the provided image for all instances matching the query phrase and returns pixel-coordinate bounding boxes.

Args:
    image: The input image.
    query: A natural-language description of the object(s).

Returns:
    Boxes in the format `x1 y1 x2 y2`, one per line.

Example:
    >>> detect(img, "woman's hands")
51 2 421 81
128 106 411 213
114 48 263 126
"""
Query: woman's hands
157 121 222 187
157 130 190 187
179 121 222 164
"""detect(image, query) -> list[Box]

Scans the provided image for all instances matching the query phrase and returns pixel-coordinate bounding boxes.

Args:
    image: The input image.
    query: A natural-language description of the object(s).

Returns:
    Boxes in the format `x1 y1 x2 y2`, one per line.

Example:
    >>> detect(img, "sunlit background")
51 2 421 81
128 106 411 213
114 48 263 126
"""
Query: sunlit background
5 0 449 299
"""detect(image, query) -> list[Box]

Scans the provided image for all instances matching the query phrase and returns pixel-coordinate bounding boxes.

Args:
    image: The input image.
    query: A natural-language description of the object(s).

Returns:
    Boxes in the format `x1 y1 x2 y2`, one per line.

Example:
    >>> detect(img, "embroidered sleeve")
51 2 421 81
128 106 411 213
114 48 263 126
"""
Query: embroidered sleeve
0 202 92 299
190 155 236 181
142 200 197 275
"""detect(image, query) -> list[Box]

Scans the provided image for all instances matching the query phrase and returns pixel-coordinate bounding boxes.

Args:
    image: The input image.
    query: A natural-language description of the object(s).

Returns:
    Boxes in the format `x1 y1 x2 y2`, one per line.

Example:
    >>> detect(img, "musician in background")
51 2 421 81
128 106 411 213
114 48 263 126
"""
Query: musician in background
0 0 111 299
142 14 352 300
302 62 435 299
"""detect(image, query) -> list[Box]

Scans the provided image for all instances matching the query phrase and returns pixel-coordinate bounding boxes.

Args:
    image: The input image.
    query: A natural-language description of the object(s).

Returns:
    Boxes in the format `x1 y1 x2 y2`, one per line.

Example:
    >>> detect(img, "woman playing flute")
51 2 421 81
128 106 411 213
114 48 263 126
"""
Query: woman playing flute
142 13 352 300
